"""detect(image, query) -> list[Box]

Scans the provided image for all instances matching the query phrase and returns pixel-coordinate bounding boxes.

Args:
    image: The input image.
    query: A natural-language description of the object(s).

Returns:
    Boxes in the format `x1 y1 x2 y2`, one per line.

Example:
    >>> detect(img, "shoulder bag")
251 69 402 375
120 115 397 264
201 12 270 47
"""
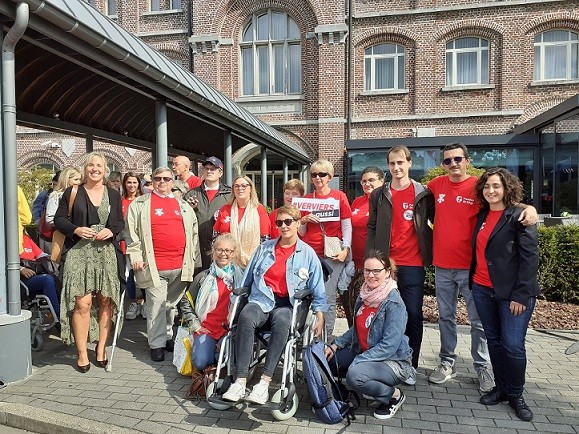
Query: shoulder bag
51 186 78 262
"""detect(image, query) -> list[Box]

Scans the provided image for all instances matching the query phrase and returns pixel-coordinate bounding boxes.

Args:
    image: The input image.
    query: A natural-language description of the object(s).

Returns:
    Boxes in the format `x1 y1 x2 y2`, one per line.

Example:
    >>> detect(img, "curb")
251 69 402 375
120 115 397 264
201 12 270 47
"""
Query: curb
0 403 133 434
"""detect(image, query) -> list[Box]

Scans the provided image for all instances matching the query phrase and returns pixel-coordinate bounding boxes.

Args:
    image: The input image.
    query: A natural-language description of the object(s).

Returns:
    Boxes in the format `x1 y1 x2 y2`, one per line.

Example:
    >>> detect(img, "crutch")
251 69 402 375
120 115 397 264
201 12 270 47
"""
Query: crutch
106 263 129 372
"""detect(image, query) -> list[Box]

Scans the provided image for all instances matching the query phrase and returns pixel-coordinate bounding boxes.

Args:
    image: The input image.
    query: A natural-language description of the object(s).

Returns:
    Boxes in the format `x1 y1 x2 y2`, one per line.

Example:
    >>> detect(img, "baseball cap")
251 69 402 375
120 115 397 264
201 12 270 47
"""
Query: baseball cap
202 156 223 170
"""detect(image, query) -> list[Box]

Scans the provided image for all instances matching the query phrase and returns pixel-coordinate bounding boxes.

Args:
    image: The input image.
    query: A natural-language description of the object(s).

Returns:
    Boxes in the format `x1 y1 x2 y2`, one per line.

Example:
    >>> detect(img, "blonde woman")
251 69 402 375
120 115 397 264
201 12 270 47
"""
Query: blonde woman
54 152 124 373
213 175 270 267
45 166 82 226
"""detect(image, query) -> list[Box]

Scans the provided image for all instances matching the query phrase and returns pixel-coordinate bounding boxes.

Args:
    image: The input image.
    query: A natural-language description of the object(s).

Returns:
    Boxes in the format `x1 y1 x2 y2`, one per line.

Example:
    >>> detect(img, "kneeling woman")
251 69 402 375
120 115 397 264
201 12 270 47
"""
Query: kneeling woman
180 234 244 372
222 205 328 405
325 250 415 420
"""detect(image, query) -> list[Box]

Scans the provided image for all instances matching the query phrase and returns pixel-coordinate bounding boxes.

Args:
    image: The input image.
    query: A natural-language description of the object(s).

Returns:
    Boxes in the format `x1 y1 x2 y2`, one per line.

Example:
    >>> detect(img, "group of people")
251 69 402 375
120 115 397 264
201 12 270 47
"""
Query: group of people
22 142 540 423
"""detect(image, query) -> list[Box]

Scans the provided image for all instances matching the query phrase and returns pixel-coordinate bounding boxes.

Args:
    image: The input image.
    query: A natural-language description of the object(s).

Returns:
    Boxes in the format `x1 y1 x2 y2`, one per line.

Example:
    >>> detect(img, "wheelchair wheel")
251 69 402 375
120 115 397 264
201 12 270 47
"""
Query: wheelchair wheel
206 381 233 411
271 388 298 421
31 332 44 352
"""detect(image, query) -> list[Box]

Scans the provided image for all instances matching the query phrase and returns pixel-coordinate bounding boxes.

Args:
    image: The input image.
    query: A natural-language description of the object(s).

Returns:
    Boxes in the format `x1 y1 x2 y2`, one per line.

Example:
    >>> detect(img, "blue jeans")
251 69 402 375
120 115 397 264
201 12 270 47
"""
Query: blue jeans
192 333 224 370
234 302 292 378
435 267 490 371
330 346 401 404
322 256 346 337
472 283 535 396
23 274 60 320
397 266 425 368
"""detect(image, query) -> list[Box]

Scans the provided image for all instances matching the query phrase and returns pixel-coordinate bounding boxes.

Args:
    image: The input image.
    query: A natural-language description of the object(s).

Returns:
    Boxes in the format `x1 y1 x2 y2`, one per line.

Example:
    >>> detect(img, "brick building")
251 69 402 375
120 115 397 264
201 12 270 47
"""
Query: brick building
19 0 579 213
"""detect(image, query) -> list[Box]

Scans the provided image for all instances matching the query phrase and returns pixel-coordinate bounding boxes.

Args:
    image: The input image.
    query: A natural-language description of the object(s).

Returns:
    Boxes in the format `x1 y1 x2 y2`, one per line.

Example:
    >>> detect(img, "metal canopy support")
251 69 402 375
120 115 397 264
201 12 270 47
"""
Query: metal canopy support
260 146 267 205
155 100 168 169
224 130 232 186
282 157 288 184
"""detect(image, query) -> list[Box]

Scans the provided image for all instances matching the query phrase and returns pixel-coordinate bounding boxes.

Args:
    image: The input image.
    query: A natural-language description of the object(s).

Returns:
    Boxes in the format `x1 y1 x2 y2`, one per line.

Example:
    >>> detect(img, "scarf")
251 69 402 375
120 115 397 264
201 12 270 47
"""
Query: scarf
359 277 397 308
229 201 261 267
195 262 236 324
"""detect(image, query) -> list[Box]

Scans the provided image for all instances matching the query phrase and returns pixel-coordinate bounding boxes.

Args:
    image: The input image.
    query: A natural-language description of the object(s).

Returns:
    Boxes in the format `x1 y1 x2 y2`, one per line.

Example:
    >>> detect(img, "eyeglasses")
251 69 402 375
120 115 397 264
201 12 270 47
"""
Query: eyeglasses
311 172 329 178
233 183 250 190
274 218 297 227
361 178 379 185
442 156 466 166
215 248 234 255
171 188 181 193
362 267 386 276
153 176 173 182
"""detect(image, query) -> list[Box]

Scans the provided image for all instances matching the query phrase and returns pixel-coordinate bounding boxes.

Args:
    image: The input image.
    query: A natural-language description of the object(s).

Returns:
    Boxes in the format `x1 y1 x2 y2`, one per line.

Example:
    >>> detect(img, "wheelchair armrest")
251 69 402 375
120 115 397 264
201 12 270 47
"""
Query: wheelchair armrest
233 286 250 297
294 288 312 300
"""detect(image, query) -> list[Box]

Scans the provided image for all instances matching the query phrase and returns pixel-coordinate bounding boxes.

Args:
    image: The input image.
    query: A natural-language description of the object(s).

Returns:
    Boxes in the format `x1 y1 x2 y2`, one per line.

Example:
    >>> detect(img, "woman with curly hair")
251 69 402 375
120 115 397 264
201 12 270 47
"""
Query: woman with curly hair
470 167 540 422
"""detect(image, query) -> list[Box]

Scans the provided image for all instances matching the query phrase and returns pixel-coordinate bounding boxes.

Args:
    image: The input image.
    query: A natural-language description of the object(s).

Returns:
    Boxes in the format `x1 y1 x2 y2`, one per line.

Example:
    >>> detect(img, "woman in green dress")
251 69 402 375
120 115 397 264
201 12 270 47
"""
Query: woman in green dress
54 152 125 372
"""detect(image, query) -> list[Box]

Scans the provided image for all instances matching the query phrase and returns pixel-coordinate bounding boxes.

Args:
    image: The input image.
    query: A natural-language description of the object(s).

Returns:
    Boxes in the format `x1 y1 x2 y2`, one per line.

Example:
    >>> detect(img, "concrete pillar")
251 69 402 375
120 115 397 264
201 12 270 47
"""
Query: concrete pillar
282 157 289 184
224 130 232 186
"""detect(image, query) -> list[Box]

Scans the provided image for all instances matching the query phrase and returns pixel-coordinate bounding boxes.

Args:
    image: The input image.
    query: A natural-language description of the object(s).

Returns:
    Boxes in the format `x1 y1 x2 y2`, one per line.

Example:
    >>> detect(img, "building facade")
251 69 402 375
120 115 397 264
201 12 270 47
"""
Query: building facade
18 0 579 213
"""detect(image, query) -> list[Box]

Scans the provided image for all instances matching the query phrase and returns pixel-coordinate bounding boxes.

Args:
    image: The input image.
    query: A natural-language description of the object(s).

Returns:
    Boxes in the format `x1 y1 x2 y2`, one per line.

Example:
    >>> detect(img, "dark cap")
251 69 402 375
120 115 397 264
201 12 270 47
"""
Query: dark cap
202 156 223 170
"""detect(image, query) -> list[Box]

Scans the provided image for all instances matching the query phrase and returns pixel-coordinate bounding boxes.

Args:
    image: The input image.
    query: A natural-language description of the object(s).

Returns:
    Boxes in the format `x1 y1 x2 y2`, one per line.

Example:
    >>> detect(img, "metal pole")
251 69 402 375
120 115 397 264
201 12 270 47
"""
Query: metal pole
260 146 267 205
282 157 288 184
86 133 93 153
224 130 232 186
0 29 6 315
155 100 168 168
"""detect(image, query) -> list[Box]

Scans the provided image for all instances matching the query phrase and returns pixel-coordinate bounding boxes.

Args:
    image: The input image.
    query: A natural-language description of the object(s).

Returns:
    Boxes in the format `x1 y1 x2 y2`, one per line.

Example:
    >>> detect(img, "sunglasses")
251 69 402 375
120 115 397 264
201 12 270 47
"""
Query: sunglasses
274 218 297 227
442 156 466 166
311 172 329 178
171 188 181 193
153 176 173 182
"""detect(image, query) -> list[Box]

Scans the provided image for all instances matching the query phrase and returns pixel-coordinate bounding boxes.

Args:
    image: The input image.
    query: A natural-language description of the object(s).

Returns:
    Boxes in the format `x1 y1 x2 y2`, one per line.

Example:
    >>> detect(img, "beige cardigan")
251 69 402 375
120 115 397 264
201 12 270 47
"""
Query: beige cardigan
125 192 201 288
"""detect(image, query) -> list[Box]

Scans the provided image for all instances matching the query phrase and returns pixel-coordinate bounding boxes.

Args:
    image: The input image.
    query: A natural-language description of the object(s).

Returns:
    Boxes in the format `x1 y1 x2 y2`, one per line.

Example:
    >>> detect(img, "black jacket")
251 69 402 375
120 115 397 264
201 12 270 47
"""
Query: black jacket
366 180 434 267
469 206 540 305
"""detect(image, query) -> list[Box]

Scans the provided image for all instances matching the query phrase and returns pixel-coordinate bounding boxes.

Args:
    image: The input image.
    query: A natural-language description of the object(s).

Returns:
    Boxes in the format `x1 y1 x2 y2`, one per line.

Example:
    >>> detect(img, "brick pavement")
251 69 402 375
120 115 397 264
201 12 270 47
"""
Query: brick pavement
1 317 577 433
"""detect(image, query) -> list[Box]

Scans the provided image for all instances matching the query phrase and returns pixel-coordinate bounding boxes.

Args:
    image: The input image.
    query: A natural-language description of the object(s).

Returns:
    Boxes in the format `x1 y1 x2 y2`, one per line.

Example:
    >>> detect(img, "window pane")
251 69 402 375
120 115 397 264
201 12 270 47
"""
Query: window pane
272 12 286 39
107 0 116 14
288 19 299 39
171 0 181 9
398 55 405 88
365 58 371 90
242 47 254 95
572 43 578 78
289 44 301 93
373 43 397 55
273 44 284 93
150 0 160 11
375 58 394 89
243 22 254 42
257 45 269 93
457 51 477 84
257 13 269 41
481 49 489 83
543 30 570 43
545 45 567 79
534 46 541 80
446 52 453 85
455 37 479 49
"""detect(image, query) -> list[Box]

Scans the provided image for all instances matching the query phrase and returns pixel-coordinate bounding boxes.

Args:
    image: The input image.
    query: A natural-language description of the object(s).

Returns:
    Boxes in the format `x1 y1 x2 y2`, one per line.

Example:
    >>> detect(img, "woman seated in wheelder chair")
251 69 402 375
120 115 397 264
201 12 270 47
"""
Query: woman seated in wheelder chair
221 204 328 405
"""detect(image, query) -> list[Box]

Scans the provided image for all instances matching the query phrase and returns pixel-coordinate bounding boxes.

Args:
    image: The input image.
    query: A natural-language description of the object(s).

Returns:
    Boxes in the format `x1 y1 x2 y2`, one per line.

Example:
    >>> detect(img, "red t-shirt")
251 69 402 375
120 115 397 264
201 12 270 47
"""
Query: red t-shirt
428 176 479 269
185 175 202 190
120 197 136 254
269 208 282 238
264 242 297 297
355 303 378 352
301 189 352 256
21 234 43 261
150 194 186 271
350 194 370 269
390 183 422 267
473 210 503 288
213 203 270 236
205 189 218 203
201 277 231 340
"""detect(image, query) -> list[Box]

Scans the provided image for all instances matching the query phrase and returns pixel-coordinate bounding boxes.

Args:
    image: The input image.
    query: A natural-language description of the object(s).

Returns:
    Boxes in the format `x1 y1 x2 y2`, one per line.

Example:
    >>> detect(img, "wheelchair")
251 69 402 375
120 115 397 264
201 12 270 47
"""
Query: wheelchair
20 280 59 352
207 286 321 420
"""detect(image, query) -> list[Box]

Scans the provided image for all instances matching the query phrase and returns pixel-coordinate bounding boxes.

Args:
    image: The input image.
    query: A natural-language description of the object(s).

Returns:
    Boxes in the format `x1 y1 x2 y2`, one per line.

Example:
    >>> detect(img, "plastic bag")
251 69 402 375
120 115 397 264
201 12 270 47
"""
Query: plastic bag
172 326 193 376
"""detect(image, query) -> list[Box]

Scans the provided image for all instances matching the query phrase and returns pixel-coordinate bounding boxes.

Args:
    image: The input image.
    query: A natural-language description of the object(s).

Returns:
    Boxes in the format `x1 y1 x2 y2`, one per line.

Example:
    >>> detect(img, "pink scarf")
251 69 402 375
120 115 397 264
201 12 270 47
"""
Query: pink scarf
360 278 397 308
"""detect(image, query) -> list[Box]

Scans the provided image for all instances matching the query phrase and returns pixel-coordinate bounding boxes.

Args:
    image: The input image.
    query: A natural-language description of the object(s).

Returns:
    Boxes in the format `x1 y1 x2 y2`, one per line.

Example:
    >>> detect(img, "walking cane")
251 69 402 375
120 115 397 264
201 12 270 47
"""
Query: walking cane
106 264 129 372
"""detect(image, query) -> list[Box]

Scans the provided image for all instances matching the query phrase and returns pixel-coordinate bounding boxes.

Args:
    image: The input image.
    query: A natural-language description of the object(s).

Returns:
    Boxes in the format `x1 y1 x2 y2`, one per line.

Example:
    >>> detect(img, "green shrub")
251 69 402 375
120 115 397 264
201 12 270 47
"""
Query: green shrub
420 165 485 184
18 167 54 208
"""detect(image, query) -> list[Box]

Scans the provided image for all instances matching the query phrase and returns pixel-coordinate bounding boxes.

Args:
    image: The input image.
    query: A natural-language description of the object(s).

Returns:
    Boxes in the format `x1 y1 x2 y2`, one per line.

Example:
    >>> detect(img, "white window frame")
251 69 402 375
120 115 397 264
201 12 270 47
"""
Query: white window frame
364 43 405 91
534 30 579 82
240 9 301 96
445 37 490 87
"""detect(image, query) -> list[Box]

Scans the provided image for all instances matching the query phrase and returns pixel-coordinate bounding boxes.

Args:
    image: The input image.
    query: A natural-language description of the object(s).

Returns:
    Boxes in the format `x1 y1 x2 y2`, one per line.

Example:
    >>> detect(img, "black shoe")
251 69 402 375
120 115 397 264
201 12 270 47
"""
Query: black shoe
374 391 406 420
165 339 174 352
151 348 165 362
509 396 533 421
76 362 91 373
480 387 508 405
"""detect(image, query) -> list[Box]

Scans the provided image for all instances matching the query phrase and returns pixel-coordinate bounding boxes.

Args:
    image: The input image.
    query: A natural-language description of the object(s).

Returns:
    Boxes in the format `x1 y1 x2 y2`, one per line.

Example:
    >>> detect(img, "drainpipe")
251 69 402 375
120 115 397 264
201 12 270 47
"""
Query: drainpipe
345 0 353 141
187 0 193 72
3 2 29 316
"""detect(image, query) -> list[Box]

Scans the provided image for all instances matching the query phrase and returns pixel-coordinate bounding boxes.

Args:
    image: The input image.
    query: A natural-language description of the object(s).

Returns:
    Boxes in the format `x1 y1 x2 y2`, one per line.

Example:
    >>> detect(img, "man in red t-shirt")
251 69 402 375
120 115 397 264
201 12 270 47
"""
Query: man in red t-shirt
172 155 202 190
126 167 201 362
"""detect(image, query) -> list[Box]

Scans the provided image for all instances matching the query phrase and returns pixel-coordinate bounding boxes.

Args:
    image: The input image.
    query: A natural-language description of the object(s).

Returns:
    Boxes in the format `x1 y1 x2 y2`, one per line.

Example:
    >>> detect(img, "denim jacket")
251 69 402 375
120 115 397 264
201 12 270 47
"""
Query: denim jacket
334 288 412 366
241 238 329 313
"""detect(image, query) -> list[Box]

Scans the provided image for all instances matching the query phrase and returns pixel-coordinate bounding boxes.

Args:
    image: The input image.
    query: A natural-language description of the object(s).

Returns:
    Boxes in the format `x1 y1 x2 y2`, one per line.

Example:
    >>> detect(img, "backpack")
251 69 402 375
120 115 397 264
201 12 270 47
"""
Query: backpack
302 341 358 425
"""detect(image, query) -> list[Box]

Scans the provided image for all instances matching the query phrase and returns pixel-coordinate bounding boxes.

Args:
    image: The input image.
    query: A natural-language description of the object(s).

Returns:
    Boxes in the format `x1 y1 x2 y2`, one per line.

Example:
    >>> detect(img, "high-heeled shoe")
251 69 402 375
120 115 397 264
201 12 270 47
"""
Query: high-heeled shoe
95 341 108 368
76 362 91 373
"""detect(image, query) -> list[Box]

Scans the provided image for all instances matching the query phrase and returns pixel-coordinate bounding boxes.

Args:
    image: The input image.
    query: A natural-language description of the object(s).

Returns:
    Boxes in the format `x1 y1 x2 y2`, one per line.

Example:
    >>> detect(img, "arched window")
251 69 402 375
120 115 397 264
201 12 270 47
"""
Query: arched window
240 10 301 96
445 37 489 86
534 30 579 81
364 43 405 91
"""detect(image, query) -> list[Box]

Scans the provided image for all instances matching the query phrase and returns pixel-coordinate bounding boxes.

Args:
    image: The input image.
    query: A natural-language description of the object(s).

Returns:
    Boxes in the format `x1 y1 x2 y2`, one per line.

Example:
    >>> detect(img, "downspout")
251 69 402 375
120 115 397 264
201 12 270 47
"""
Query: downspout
345 0 353 141
2 2 29 315
188 0 193 72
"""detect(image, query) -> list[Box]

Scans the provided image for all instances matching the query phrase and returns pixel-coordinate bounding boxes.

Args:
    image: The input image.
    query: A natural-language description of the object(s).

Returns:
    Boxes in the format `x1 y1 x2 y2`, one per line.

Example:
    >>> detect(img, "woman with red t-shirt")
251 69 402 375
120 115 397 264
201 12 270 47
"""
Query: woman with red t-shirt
325 250 414 420
299 159 352 337
121 172 144 320
180 234 244 377
213 175 270 267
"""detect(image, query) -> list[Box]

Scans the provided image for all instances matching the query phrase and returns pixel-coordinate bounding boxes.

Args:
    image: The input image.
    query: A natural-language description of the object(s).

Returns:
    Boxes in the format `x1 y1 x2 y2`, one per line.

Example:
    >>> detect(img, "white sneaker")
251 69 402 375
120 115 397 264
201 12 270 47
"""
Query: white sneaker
125 302 140 320
245 381 269 405
478 368 495 393
403 368 417 386
222 382 246 402
140 302 147 319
